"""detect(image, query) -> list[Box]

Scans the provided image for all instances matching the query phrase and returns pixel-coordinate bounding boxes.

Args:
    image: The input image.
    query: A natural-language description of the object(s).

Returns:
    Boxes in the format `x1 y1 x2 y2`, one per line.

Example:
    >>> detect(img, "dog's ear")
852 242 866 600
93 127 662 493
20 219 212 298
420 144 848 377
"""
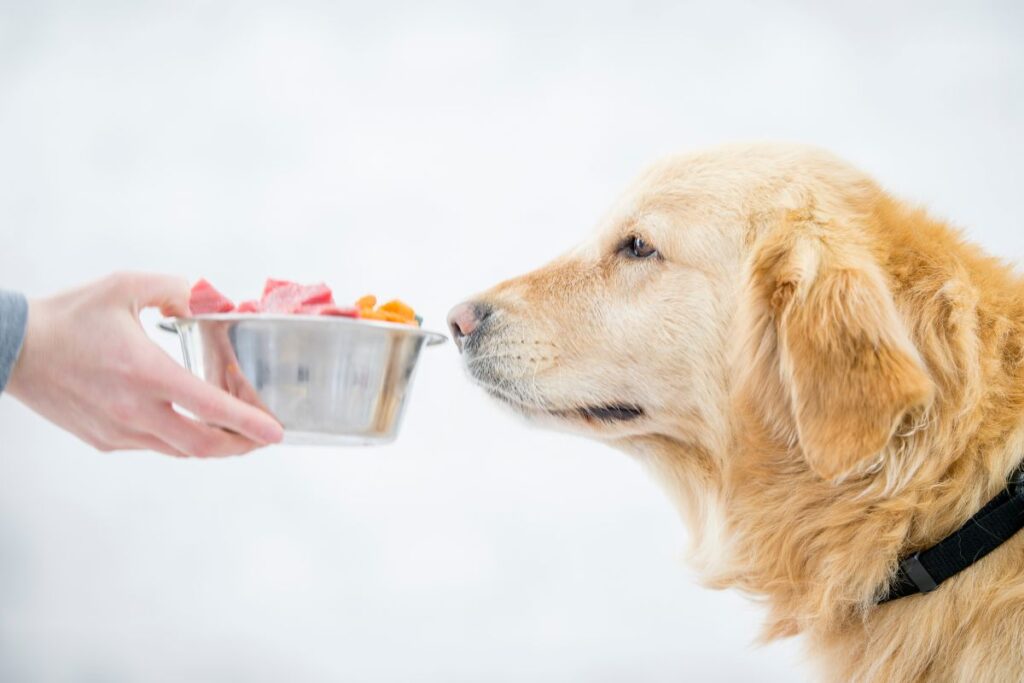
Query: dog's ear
742 209 934 481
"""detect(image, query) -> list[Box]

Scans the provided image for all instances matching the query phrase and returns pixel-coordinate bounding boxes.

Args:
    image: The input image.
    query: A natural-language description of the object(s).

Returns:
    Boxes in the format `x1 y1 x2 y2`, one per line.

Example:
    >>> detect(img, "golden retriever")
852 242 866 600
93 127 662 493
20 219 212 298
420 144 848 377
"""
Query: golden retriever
448 143 1024 682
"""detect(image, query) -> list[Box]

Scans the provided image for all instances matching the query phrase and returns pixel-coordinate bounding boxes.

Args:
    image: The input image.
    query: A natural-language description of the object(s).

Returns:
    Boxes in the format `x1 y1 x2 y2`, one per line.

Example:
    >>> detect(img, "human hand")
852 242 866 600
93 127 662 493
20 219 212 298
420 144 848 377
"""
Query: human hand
7 272 284 457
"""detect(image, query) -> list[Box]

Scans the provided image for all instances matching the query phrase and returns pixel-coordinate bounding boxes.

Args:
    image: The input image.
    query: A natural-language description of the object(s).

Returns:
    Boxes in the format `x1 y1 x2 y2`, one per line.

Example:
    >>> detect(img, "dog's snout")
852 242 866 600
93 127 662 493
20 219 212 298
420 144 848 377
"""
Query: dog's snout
447 301 492 351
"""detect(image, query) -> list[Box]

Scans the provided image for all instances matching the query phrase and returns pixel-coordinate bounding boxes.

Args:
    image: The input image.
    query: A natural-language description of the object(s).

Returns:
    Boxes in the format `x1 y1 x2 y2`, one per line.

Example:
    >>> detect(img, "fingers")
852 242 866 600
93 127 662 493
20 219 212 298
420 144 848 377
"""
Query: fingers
88 417 254 459
145 403 265 457
148 353 284 445
122 433 189 458
107 271 192 318
78 423 187 458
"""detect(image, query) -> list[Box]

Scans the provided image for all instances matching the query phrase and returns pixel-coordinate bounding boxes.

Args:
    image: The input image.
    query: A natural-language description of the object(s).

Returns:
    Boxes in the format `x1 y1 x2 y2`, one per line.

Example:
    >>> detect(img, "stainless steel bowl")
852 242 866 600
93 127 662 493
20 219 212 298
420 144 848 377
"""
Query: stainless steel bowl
160 315 446 445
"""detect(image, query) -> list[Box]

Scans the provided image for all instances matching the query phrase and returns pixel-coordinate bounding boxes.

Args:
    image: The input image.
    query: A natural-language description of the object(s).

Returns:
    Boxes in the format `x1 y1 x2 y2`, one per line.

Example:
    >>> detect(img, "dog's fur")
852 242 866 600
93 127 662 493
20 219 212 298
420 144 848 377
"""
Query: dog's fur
453 144 1024 682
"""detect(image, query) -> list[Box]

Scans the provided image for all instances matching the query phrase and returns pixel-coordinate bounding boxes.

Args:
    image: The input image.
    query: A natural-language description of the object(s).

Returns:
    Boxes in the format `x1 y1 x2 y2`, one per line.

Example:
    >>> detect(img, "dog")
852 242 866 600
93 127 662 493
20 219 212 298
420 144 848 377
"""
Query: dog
448 143 1024 682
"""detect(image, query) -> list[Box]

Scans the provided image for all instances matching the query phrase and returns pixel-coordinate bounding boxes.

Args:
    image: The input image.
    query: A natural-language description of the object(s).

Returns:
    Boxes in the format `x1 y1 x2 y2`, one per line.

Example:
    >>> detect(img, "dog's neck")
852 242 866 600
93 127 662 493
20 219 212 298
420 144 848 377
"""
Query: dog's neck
624 400 1024 640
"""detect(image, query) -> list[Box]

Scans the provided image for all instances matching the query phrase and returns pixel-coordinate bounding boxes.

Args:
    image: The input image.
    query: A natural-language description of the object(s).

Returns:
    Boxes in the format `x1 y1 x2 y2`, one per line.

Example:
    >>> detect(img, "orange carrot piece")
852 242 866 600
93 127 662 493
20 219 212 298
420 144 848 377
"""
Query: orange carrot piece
379 299 415 319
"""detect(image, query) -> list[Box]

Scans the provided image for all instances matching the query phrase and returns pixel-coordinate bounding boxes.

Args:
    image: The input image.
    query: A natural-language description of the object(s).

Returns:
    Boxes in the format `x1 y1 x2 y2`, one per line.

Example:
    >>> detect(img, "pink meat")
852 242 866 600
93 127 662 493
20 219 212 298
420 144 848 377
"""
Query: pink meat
297 304 359 318
189 279 235 314
260 281 335 313
299 283 334 305
318 306 359 318
261 278 292 297
189 278 357 318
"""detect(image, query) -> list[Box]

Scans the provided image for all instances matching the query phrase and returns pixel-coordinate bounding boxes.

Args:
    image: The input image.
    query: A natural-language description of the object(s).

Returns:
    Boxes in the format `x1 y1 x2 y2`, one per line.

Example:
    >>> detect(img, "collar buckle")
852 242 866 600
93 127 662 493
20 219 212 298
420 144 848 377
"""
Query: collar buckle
899 552 938 594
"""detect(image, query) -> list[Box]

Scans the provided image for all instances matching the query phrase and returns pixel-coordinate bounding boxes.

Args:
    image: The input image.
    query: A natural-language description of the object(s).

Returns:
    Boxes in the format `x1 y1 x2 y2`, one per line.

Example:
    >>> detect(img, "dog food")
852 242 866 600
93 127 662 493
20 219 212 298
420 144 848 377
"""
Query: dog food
188 278 419 326
188 279 236 314
356 295 419 324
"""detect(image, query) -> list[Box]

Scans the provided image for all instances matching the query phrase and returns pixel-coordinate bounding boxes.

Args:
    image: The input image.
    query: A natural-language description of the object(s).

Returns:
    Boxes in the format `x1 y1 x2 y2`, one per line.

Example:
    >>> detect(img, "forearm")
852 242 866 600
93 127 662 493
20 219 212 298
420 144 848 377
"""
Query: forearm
0 290 28 394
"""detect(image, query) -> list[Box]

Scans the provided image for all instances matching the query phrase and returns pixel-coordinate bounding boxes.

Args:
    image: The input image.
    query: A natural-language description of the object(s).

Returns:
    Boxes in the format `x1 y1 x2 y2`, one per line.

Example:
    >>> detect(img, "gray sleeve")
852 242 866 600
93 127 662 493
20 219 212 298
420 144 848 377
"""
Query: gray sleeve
0 290 29 395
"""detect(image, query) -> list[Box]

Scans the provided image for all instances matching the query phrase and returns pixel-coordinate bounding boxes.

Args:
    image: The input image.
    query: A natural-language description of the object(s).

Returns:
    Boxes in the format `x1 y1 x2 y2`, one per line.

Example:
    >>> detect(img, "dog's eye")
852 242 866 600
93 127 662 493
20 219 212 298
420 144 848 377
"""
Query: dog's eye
622 235 658 260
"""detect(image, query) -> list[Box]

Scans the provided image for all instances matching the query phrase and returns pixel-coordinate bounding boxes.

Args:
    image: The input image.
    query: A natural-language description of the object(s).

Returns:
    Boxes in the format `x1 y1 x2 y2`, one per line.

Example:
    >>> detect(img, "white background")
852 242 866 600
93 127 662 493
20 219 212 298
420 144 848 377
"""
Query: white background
1 1 1021 681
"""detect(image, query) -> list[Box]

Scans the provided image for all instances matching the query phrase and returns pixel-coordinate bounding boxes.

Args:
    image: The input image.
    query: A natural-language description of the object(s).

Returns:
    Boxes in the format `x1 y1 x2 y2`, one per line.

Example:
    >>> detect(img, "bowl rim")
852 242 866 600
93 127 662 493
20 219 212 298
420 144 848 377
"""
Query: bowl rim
160 314 448 346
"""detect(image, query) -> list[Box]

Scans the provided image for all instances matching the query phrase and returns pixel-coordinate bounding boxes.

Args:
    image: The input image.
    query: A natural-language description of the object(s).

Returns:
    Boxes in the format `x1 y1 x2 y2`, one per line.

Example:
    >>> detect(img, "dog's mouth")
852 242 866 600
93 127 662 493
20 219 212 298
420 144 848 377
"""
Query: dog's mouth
562 404 646 423
464 342 645 426
481 383 646 425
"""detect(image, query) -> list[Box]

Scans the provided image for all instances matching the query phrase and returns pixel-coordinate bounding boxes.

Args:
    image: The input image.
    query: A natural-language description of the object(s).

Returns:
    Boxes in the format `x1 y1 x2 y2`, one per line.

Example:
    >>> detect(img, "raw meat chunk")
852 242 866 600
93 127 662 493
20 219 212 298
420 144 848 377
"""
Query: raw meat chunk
261 278 292 297
296 303 359 318
189 279 235 314
261 281 335 314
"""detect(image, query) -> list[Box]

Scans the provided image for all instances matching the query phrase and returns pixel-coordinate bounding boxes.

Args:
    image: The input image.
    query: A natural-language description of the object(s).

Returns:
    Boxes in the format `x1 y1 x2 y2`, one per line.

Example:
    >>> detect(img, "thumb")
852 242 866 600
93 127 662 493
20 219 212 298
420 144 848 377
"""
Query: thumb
116 272 192 317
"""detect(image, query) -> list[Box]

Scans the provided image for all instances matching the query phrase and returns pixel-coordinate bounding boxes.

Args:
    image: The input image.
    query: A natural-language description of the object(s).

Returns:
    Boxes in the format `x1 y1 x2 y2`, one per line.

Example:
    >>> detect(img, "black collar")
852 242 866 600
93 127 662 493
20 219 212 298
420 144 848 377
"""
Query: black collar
879 463 1024 603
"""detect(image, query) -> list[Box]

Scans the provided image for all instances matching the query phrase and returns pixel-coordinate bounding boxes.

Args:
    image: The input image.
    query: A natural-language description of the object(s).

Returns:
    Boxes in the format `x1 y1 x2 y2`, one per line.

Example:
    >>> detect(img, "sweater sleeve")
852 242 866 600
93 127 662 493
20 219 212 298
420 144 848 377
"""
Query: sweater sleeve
0 290 28 395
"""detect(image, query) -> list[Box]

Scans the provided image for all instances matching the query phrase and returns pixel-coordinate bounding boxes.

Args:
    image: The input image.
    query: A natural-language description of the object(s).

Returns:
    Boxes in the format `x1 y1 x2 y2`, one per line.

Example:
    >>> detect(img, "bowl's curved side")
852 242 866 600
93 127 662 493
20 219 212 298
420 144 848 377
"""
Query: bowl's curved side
168 317 438 445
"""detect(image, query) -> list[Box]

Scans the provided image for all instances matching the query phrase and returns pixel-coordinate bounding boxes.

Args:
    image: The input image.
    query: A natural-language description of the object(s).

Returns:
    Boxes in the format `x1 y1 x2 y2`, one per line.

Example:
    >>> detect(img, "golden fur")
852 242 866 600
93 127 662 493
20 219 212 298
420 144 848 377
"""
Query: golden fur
453 143 1024 682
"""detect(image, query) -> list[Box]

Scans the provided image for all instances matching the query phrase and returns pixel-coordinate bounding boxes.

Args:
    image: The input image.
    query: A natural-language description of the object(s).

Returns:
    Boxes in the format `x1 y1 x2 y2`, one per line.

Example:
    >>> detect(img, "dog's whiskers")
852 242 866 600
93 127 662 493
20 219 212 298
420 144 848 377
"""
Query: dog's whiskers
464 350 524 364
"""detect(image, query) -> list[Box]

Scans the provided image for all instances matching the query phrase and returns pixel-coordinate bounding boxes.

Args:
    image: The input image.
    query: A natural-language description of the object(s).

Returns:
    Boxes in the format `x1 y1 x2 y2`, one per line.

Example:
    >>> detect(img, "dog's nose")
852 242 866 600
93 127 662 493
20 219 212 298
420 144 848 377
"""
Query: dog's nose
447 301 490 351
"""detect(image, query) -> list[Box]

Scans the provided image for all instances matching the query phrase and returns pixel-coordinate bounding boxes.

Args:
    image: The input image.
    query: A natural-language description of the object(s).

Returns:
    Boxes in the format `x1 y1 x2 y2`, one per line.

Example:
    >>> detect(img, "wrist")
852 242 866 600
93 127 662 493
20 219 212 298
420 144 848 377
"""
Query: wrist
6 297 44 399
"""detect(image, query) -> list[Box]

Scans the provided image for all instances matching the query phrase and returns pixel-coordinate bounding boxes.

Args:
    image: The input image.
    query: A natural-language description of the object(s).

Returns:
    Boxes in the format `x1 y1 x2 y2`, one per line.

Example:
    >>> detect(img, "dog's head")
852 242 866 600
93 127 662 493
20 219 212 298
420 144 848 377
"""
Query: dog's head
450 144 934 483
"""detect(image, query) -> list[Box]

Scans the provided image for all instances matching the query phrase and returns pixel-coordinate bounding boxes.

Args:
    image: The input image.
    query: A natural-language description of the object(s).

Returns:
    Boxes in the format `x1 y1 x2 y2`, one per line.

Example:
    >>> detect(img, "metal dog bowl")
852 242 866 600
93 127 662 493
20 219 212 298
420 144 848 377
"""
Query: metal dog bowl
160 315 446 445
